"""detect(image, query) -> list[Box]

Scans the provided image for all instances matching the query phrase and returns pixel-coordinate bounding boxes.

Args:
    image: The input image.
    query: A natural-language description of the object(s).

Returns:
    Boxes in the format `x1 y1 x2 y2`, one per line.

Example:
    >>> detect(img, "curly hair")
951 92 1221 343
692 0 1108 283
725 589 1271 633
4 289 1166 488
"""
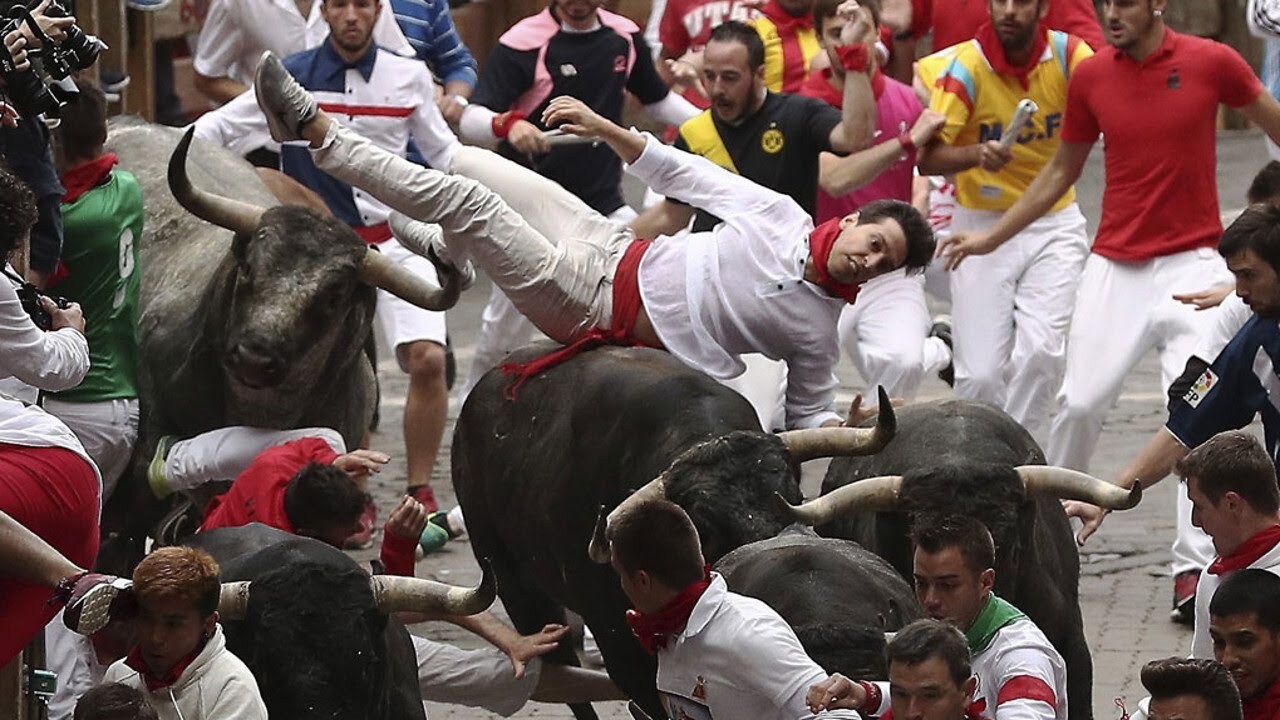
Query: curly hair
133 546 221 617
0 165 37 258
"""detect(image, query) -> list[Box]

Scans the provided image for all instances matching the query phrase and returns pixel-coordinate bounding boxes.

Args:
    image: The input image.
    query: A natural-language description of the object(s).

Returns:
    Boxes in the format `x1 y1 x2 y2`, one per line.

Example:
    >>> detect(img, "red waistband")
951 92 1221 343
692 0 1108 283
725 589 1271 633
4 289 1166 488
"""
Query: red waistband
353 223 393 244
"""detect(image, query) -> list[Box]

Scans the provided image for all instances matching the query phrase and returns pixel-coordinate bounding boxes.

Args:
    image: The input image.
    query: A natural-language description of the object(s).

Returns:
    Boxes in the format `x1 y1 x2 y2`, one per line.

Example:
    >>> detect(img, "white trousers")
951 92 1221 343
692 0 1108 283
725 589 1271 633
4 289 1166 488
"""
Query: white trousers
1044 247 1231 576
44 609 105 720
839 269 949 401
374 237 448 350
314 125 633 347
412 634 539 716
164 426 346 494
950 203 1088 435
42 397 138 501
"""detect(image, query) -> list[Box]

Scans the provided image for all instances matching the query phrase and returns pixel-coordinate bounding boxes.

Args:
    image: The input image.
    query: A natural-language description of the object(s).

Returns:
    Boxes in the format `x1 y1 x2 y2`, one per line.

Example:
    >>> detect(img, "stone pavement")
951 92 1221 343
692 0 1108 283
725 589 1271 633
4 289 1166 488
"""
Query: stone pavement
354 131 1274 719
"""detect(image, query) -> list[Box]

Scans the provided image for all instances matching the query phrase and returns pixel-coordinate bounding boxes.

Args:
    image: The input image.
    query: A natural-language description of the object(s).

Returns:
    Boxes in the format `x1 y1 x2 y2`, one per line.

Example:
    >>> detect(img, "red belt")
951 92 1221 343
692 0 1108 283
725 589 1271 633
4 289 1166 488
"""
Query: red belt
353 223 393 244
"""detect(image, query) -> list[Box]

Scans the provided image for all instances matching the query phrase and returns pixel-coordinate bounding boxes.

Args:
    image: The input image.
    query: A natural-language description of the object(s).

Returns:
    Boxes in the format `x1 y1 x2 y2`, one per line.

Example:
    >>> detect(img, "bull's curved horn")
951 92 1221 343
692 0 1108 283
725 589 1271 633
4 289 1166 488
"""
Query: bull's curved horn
777 387 897 464
168 127 267 236
360 249 460 311
775 475 905 526
1016 465 1143 510
587 475 668 564
218 581 251 620
369 559 496 615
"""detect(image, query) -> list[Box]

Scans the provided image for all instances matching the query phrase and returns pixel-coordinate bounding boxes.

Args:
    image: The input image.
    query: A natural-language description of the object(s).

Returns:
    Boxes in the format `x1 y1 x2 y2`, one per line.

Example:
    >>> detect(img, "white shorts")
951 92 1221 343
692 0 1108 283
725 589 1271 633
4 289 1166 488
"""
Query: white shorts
374 237 448 349
42 397 139 500
412 634 539 717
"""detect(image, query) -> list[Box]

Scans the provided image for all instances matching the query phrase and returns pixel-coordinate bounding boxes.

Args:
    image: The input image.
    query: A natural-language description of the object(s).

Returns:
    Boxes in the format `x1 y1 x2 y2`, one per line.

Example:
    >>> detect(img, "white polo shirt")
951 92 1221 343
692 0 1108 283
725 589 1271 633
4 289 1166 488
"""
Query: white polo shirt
656 574 827 720
193 0 412 90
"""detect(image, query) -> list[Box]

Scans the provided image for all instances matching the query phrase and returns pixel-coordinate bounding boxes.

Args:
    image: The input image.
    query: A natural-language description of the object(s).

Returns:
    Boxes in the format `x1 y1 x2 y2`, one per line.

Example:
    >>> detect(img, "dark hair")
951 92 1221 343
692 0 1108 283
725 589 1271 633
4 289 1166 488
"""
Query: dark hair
813 0 882 34
74 683 158 720
1218 204 1280 275
886 618 972 686
858 199 936 274
606 498 705 588
283 462 367 536
0 165 37 257
1209 568 1280 632
133 546 221 618
1141 658 1242 720
910 514 996 574
1175 431 1280 515
708 20 766 70
57 77 108 165
1248 161 1280 206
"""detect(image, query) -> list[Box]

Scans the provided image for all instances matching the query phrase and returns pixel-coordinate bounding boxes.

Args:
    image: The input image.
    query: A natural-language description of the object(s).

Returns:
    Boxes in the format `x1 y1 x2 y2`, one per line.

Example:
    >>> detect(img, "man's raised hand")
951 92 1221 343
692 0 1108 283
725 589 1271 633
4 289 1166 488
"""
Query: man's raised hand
542 96 611 139
936 231 1001 271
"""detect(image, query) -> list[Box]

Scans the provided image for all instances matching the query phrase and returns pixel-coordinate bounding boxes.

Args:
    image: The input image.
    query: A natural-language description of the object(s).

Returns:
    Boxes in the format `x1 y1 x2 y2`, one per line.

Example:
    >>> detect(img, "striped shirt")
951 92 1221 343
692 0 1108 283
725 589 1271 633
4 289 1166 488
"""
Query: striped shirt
389 0 478 88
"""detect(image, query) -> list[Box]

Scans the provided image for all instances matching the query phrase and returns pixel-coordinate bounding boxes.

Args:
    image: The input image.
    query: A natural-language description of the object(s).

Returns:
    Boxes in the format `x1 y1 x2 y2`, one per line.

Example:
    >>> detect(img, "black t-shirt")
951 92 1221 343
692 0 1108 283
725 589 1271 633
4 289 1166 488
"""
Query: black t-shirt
674 92 841 232
472 14 669 216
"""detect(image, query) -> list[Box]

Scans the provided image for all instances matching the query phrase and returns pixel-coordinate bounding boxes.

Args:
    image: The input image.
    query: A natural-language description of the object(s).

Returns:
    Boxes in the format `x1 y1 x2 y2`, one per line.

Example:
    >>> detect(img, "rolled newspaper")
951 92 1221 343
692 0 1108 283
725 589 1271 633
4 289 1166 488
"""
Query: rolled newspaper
998 99 1040 151
543 128 600 147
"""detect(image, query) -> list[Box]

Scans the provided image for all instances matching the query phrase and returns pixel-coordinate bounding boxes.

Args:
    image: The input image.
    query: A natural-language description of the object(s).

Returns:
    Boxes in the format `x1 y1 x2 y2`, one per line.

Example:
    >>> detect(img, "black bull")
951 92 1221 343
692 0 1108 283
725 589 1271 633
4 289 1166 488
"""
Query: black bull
807 400 1143 720
454 343 906 718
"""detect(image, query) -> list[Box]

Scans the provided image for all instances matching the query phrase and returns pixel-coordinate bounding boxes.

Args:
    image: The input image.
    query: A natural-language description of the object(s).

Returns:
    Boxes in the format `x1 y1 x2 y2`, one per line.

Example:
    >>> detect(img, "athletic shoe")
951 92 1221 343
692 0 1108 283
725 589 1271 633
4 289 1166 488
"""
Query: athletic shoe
446 505 467 537
1171 570 1199 624
58 572 135 636
154 495 200 547
929 315 954 387
344 498 378 550
419 516 451 554
254 52 317 143
147 435 177 499
387 211 475 291
409 484 439 514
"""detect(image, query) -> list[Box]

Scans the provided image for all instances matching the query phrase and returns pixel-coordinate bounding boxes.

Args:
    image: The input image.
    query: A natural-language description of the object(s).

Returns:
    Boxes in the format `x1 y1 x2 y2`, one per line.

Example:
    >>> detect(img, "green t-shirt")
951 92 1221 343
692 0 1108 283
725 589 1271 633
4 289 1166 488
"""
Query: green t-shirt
49 169 143 402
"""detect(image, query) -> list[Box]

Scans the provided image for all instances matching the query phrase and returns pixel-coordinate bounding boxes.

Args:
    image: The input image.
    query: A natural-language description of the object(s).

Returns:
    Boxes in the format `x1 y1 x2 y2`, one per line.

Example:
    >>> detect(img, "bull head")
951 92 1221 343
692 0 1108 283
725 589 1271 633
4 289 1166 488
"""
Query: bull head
775 465 1142 526
168 127 458 311
217 560 497 619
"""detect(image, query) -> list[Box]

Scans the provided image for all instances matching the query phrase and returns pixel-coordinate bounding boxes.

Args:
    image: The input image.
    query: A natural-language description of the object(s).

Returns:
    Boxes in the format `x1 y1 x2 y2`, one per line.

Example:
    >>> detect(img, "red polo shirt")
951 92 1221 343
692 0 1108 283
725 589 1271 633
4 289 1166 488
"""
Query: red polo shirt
910 0 1104 52
1061 29 1262 262
200 437 340 532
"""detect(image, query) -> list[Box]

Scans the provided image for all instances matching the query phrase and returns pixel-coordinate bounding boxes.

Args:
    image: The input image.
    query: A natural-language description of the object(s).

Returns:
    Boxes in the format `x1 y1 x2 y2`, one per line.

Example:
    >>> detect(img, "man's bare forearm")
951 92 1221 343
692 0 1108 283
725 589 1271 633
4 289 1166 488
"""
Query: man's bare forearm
194 73 249 105
916 142 979 176
1115 428 1190 491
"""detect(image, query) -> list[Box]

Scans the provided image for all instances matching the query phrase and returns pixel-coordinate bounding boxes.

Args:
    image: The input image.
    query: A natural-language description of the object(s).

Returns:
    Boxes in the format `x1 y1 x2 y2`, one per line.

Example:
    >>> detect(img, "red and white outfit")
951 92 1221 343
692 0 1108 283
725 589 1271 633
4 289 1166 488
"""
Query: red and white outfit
1191 526 1280 659
658 0 760 109
800 68 950 401
1047 29 1264 576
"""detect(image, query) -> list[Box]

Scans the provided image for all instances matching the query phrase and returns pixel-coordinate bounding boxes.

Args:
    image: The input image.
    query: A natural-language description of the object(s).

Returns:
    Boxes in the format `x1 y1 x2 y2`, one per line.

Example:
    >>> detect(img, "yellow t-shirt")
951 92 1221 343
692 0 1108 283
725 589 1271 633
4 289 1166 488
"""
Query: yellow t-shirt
750 14 821 93
929 31 1093 212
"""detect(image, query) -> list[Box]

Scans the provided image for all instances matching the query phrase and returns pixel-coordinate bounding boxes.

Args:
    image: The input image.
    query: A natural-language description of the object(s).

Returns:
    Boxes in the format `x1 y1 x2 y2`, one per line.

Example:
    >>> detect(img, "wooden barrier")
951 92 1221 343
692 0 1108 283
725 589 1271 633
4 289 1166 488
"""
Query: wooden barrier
77 0 155 119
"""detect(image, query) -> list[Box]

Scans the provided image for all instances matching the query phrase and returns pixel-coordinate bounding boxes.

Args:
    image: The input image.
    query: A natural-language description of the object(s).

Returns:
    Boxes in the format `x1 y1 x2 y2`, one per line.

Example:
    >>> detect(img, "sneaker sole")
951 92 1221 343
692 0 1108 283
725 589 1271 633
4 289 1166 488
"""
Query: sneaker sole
69 583 120 635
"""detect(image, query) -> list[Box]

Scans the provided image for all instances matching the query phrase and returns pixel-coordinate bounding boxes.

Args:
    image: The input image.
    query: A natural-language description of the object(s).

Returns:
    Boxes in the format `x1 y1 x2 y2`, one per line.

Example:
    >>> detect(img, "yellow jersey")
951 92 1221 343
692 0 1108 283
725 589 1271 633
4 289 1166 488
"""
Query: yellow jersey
750 12 821 93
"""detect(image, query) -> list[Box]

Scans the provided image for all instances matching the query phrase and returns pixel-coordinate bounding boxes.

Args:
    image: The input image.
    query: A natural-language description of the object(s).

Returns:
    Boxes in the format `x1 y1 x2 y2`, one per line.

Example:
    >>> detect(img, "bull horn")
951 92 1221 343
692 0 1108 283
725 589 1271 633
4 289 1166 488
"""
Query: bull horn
218 581 252 620
168 127 267 236
777 386 897 464
360 248 460 311
1016 465 1142 510
370 559 496 616
587 475 668 564
775 475 905 526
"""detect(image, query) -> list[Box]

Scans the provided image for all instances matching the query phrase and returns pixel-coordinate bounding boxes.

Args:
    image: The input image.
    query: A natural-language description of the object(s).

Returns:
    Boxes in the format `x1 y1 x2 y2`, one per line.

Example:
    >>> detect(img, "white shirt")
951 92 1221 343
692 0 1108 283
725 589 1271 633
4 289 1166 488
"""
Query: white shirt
969 617 1069 720
656 574 828 720
626 135 845 429
1191 539 1280 658
0 267 89 392
1192 293 1252 362
104 625 268 720
193 0 412 90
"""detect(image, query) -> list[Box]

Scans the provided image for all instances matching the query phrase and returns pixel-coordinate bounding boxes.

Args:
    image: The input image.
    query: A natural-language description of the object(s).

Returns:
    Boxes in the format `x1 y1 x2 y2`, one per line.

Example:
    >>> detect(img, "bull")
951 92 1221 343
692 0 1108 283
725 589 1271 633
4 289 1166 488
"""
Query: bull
781 400 1142 720
184 523 495 720
100 121 459 554
453 343 902 718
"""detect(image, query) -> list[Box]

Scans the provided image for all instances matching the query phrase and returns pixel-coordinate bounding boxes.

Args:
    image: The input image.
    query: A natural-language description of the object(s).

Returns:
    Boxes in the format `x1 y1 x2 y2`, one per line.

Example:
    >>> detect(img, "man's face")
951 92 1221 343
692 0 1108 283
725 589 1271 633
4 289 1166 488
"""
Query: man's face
913 546 993 630
819 13 878 70
301 518 364 549
1211 611 1280 699
323 0 379 55
136 596 214 677
826 215 909 285
1227 248 1280 317
1186 476 1242 557
1149 695 1214 720
888 657 974 720
703 39 764 124
1101 0 1162 51
989 0 1046 54
555 0 601 24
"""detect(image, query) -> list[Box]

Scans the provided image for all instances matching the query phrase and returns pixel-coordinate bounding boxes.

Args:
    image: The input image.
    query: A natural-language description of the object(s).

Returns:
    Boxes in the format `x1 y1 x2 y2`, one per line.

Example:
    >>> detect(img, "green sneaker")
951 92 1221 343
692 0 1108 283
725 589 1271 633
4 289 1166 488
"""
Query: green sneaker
147 435 177 499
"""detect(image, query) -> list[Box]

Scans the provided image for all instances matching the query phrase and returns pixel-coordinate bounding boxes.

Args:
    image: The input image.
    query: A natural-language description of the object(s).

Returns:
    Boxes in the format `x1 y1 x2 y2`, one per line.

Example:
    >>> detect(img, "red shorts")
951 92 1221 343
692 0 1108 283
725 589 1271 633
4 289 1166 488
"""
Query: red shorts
0 443 100 664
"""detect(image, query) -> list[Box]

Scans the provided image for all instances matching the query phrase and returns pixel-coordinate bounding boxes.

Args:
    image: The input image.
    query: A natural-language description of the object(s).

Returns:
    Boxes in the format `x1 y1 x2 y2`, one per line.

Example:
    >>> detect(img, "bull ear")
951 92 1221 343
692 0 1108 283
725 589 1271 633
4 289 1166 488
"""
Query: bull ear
777 386 897 463
168 127 267 236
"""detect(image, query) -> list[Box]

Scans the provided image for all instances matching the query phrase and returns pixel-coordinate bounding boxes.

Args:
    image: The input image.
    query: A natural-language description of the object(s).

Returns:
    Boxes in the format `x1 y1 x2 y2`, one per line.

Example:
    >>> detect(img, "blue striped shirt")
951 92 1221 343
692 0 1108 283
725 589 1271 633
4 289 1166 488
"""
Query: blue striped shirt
390 0 478 87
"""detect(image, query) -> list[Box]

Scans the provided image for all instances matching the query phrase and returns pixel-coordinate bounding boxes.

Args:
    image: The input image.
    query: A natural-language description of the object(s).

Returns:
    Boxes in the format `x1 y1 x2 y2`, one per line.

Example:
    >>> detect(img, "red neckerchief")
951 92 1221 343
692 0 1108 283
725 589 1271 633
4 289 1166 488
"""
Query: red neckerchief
1208 525 1280 575
625 566 712 654
124 635 208 692
974 22 1047 90
1245 675 1280 720
760 0 813 33
800 67 886 107
60 153 118 204
808 217 862 304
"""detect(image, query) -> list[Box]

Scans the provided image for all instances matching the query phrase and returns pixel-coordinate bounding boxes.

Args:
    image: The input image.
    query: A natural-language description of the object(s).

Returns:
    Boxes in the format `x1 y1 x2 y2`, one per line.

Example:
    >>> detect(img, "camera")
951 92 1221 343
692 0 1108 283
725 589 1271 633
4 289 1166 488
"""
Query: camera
0 1 107 118
4 267 68 330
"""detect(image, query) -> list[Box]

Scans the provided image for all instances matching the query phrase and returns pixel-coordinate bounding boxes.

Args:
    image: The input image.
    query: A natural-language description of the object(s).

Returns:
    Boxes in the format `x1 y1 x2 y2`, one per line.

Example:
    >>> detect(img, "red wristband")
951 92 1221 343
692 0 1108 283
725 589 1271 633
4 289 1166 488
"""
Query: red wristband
857 680 883 713
897 129 917 156
836 43 872 73
491 110 527 139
